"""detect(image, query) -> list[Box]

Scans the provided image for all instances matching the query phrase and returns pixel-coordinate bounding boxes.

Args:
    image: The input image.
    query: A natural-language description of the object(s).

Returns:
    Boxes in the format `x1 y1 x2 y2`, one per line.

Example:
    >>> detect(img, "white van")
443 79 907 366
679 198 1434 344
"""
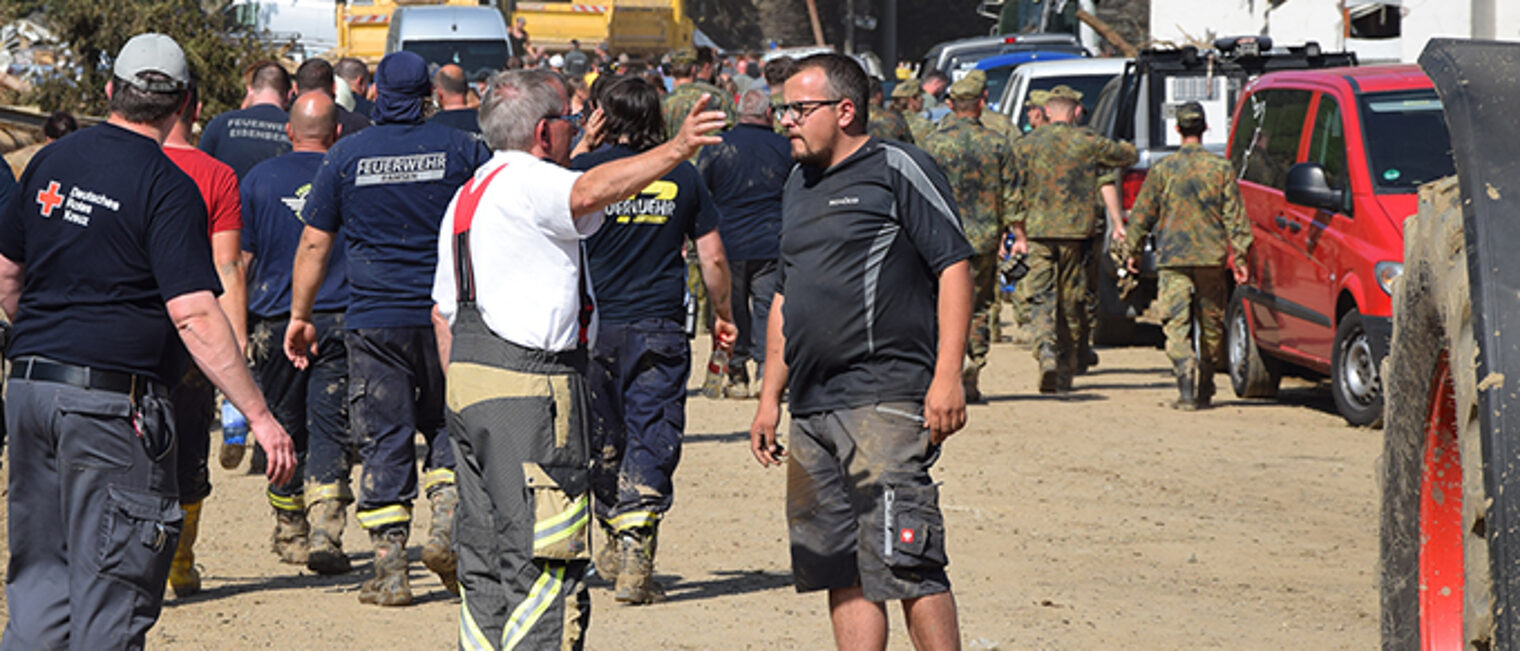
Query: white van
386 5 512 80
996 57 1129 134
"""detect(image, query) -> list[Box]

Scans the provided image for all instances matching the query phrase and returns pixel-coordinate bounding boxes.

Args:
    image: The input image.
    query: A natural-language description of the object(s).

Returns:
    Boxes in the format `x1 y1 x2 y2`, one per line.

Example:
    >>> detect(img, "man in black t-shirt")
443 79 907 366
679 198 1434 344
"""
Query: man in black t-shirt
0 33 295 649
570 76 735 605
749 53 972 647
199 61 292 178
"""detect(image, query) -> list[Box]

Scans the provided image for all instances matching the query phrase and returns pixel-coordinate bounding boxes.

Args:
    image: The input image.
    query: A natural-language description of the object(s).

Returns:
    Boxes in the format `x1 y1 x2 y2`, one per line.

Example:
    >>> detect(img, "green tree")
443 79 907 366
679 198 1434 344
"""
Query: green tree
23 0 282 120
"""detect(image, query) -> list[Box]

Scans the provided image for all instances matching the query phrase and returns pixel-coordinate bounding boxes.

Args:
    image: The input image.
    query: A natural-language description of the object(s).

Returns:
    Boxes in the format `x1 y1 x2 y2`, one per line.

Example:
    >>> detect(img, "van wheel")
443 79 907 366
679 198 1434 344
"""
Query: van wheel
1227 291 1280 398
1379 176 1491 649
1332 308 1383 427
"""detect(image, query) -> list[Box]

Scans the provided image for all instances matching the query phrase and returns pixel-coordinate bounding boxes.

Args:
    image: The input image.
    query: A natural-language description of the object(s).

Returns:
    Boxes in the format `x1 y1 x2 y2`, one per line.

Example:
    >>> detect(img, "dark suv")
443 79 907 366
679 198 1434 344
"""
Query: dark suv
1086 38 1357 342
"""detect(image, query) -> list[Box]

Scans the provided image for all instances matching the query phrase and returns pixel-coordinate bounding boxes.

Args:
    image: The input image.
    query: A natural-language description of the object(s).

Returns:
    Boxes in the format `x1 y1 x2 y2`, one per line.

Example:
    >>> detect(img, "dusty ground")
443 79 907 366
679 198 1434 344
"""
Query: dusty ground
0 319 1380 649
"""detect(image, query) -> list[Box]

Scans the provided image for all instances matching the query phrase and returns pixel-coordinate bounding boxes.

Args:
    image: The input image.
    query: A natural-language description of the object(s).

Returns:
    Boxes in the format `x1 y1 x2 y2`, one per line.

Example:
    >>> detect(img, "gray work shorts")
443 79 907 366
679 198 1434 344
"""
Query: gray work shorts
785 401 951 602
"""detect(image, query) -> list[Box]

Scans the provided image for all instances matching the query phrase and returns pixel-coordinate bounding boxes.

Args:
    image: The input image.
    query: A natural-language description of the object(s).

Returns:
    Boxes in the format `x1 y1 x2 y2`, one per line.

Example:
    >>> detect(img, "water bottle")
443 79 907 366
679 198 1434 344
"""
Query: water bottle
701 347 730 400
220 402 247 447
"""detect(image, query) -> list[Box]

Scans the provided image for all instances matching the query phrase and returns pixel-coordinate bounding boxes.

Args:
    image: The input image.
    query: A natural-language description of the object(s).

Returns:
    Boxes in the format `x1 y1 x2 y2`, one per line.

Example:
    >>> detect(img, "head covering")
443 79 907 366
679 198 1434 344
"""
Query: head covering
892 77 922 99
371 51 431 124
670 47 698 66
1049 84 1084 102
947 70 986 100
114 33 189 93
1176 101 1207 129
1025 89 1051 109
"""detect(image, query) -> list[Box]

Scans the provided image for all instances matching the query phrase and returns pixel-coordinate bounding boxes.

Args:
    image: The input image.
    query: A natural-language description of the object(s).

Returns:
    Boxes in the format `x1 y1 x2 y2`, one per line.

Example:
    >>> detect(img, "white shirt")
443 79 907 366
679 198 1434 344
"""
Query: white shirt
432 150 603 352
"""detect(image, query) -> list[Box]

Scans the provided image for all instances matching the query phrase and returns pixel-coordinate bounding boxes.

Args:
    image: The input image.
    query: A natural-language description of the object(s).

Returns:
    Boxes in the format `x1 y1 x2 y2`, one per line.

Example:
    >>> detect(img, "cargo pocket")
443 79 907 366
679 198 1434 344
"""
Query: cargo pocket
523 462 591 560
882 483 949 572
97 486 183 595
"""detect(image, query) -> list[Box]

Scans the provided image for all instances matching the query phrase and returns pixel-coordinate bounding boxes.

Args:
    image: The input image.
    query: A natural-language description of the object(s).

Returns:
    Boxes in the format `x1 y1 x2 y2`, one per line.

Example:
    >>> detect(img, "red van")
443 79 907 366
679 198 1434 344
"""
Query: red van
1224 65 1454 425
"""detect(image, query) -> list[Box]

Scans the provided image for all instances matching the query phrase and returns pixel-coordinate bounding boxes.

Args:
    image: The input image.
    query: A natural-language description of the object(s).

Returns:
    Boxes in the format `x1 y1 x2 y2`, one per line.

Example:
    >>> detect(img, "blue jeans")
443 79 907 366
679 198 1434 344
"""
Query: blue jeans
587 318 690 532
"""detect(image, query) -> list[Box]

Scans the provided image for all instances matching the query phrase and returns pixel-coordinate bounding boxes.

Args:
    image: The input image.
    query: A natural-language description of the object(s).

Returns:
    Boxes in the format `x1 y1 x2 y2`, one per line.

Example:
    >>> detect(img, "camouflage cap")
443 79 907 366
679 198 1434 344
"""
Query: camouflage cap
1176 101 1206 129
892 77 922 99
670 47 698 65
1049 84 1084 102
1025 89 1052 109
947 70 986 100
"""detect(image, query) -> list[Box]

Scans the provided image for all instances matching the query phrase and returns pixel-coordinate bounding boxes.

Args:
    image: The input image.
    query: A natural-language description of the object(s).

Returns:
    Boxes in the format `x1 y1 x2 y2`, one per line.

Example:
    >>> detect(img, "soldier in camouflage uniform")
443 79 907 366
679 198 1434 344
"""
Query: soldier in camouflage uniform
867 78 914 143
891 77 933 144
662 46 737 147
1011 93 1137 393
1124 102 1252 409
921 70 1017 402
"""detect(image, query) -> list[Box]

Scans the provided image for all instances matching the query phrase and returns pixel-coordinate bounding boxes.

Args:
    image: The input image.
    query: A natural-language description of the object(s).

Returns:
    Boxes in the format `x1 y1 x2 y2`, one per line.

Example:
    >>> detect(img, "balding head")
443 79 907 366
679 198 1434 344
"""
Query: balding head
287 91 339 152
433 64 469 110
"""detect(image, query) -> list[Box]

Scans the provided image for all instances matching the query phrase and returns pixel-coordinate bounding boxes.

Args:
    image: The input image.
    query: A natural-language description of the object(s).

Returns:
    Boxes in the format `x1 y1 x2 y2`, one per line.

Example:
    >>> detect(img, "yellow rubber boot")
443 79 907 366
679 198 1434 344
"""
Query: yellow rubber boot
168 500 202 598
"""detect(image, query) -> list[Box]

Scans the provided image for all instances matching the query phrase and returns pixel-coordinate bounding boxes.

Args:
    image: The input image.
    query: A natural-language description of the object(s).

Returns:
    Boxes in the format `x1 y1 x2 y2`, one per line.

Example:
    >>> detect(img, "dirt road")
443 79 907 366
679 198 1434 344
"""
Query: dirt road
1 327 1380 649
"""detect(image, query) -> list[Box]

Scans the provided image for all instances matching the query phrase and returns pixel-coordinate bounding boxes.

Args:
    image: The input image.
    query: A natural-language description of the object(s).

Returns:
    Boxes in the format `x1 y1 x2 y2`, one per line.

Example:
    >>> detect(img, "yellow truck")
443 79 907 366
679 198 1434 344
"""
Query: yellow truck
335 0 484 62
512 0 694 57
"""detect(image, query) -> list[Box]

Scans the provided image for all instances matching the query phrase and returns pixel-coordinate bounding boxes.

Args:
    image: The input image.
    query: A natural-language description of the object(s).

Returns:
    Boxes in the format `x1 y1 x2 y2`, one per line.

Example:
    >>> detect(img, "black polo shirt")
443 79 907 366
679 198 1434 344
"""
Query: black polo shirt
778 137 972 416
0 123 220 384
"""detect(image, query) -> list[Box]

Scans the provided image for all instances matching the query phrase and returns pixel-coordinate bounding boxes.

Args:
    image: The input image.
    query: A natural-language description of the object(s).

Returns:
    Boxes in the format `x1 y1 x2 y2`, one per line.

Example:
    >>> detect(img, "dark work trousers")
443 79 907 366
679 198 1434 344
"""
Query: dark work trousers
447 306 591 650
171 366 214 505
3 376 183 650
729 258 779 370
347 326 455 532
249 312 350 512
587 318 690 533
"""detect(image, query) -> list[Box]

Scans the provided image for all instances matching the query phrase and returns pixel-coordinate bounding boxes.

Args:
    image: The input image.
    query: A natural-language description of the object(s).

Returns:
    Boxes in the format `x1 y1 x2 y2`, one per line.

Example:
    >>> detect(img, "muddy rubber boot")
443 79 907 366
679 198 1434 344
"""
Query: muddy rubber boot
726 364 751 400
167 500 203 598
421 484 459 596
1197 359 1216 409
358 527 413 607
306 498 353 575
615 527 665 605
595 524 621 582
271 508 311 565
961 361 983 404
1037 345 1060 394
1172 359 1199 411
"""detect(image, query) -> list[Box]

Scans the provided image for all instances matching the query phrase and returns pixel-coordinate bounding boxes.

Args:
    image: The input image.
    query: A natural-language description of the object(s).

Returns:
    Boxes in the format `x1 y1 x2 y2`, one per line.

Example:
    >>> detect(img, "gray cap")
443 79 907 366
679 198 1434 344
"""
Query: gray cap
114 33 189 93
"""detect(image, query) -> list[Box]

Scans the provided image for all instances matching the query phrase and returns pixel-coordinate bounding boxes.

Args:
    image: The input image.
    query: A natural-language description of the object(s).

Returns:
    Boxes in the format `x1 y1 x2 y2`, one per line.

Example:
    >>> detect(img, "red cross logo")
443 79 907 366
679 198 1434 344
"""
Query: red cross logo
35 181 63 218
900 528 916 545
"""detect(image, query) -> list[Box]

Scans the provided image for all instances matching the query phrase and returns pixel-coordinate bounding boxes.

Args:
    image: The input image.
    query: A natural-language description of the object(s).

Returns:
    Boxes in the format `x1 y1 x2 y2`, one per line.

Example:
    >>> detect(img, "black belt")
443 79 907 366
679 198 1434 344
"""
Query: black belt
9 358 156 396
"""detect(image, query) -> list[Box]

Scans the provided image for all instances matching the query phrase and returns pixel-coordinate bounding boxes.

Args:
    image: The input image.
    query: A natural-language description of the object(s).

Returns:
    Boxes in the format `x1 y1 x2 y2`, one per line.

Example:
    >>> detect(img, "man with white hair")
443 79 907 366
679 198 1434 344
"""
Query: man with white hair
432 68 726 649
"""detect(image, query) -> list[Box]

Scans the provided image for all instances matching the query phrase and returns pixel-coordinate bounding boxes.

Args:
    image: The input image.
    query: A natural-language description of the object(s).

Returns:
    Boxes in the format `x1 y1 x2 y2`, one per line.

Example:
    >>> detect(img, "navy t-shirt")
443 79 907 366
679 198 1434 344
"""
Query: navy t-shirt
241 151 349 318
778 138 973 415
429 108 481 135
303 121 490 328
0 163 16 216
0 124 221 384
571 144 719 324
199 103 292 179
696 123 791 261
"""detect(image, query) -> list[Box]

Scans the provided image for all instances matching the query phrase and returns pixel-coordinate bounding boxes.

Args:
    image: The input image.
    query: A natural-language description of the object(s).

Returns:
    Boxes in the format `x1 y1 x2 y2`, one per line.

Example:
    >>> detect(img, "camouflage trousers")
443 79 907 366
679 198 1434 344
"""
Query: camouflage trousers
968 252 999 369
1159 267 1229 366
686 250 709 335
1026 239 1091 363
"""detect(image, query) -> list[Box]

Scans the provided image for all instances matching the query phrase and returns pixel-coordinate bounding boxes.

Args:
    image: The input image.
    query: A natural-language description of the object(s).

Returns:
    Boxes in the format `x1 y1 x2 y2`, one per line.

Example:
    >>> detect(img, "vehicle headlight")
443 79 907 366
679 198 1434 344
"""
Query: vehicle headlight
1375 261 1404 296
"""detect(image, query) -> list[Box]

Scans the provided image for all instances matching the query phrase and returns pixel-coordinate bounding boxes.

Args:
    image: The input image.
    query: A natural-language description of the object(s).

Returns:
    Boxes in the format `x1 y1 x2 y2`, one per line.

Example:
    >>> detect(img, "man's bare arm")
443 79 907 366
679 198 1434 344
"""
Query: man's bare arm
212 230 248 351
432 305 453 375
749 292 789 467
285 226 335 367
925 259 971 442
167 290 295 485
694 229 737 349
0 253 22 319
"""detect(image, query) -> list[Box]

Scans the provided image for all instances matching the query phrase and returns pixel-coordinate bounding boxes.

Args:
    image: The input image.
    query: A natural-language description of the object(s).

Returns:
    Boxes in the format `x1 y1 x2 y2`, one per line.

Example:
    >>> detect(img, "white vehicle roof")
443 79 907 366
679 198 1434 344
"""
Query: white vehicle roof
389 5 509 42
997 57 1129 119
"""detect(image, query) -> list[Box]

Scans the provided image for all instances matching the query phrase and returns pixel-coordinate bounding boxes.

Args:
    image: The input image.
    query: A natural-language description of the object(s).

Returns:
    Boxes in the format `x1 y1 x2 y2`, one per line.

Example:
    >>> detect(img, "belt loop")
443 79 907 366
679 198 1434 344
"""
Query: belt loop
81 365 91 389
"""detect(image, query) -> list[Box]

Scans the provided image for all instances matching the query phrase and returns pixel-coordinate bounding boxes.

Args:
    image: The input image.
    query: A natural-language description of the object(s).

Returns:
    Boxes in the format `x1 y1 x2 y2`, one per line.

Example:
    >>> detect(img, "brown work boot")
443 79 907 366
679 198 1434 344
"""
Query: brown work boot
421 485 459 596
1037 345 1059 394
595 524 621 582
961 361 983 404
726 364 751 400
306 498 353 575
1172 359 1199 411
271 508 311 565
1197 360 1216 409
1057 352 1077 393
359 527 412 607
167 500 203 598
615 527 665 605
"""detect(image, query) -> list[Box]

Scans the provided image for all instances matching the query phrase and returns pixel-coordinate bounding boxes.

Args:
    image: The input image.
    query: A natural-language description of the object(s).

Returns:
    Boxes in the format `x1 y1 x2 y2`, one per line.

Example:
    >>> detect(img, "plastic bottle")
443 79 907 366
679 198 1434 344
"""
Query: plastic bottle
220 401 248 447
701 348 730 400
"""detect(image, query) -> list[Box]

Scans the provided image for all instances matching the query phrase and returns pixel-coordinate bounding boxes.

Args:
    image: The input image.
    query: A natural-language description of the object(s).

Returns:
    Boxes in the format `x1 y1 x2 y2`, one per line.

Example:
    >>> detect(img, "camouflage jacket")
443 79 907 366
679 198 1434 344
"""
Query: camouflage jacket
1011 122 1137 239
662 81 737 142
868 107 915 144
1125 143 1252 269
905 111 934 144
921 114 1017 252
979 110 1017 139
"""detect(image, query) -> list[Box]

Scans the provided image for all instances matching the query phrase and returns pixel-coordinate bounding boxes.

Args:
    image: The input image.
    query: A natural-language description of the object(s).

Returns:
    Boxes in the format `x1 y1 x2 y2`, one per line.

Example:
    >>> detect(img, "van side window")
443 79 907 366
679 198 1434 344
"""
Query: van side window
1230 89 1312 191
1307 95 1348 191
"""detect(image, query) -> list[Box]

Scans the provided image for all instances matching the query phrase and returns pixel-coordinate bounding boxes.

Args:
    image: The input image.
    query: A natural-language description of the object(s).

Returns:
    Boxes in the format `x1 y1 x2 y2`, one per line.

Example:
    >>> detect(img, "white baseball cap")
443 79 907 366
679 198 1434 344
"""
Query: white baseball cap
114 33 189 93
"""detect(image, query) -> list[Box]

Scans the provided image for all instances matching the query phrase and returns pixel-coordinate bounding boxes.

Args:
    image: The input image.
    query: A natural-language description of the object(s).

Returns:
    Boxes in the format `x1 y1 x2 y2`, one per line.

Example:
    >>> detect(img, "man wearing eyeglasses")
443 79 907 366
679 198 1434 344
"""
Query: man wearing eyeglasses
287 50 491 607
750 53 972 649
